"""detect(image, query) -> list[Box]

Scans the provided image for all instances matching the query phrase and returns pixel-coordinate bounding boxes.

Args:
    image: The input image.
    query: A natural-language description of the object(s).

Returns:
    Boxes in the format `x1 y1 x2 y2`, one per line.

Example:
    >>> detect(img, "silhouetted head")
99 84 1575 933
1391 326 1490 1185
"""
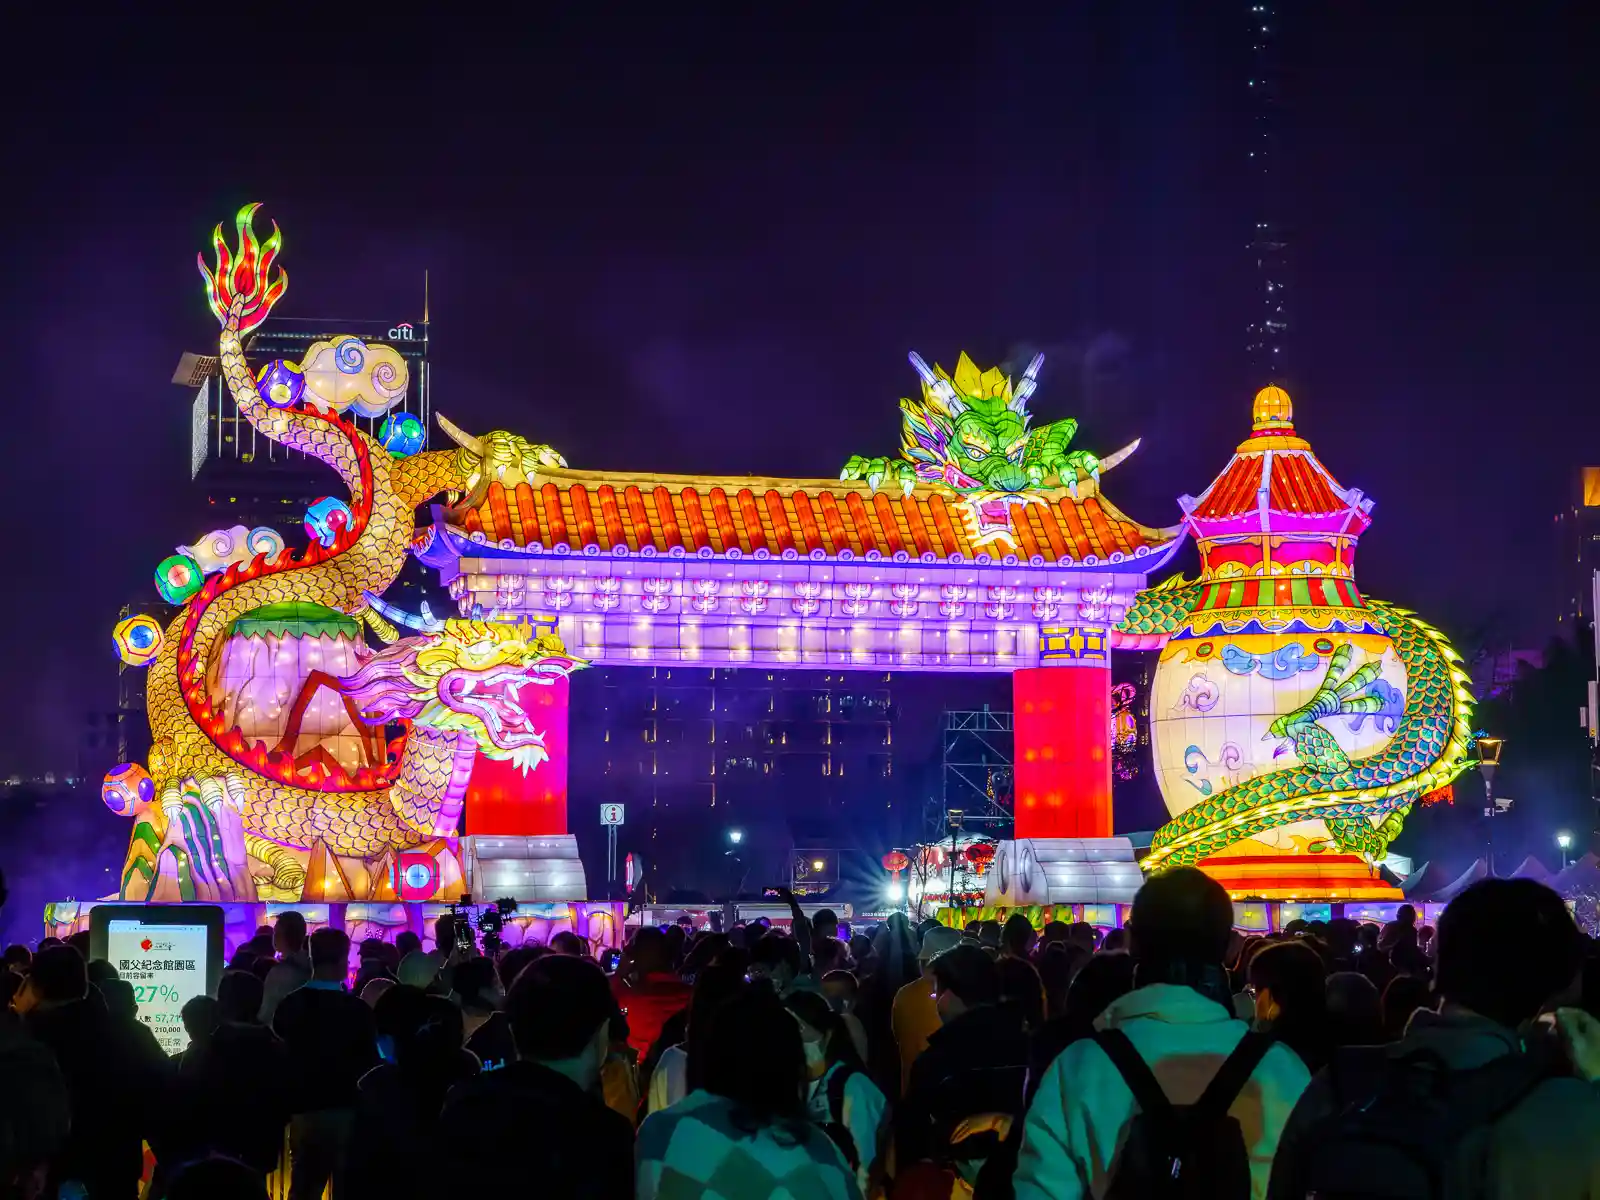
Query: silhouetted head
1435 878 1582 1027
550 930 589 958
182 995 223 1044
273 911 307 956
1002 913 1038 958
1128 867 1234 1001
17 944 87 1013
932 943 1001 1025
701 984 806 1127
749 933 802 991
217 969 264 1023
1249 940 1327 1027
308 928 350 984
1063 951 1135 1031
506 955 617 1090
630 926 672 974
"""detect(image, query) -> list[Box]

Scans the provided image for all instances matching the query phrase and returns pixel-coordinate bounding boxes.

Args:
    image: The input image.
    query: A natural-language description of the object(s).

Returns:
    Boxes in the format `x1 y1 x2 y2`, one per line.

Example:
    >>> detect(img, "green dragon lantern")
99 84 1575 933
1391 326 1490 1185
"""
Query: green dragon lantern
841 351 1138 551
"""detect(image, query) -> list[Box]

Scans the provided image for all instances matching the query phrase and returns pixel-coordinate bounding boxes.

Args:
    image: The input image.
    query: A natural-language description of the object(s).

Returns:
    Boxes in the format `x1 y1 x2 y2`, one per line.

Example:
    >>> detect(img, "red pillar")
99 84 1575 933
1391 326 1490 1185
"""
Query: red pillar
463 675 571 836
1013 660 1112 838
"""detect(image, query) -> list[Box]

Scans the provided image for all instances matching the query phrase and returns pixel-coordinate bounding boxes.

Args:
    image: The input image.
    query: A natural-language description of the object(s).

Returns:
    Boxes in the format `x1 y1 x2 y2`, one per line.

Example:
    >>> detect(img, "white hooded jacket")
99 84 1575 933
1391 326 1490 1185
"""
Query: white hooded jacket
1014 982 1311 1200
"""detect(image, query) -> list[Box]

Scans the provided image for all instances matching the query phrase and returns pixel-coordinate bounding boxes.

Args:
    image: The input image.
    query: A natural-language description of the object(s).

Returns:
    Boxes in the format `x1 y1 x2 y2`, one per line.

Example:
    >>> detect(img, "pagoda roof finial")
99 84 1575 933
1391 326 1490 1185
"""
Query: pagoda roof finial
1253 384 1293 431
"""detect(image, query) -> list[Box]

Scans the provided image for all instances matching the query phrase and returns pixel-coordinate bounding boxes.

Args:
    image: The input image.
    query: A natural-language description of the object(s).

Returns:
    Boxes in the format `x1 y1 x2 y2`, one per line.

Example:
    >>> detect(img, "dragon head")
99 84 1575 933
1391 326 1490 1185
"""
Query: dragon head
339 612 586 774
435 414 567 508
901 351 1044 494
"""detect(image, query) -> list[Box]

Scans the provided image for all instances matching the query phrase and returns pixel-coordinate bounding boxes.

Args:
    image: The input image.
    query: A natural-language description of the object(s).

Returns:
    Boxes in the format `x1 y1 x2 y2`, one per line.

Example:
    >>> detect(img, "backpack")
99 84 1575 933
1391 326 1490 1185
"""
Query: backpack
1096 1027 1273 1200
819 1064 859 1171
1290 1044 1559 1200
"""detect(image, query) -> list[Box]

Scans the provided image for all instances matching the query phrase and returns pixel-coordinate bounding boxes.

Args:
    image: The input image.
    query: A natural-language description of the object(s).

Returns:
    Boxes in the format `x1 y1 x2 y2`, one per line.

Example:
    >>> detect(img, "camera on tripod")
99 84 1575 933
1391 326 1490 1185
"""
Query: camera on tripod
449 895 519 956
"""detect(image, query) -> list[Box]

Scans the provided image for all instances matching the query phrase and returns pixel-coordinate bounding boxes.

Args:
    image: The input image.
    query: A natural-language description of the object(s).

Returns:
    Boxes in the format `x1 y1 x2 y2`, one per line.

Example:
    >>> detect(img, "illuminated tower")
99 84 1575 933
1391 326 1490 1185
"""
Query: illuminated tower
1245 1 1289 384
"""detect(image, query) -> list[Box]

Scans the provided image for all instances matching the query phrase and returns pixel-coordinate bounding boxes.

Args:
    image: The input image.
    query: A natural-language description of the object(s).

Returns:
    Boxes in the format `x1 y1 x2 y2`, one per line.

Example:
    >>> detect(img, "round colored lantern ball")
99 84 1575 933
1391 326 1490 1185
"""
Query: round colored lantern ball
256 360 306 409
102 762 155 816
113 614 164 667
378 413 425 458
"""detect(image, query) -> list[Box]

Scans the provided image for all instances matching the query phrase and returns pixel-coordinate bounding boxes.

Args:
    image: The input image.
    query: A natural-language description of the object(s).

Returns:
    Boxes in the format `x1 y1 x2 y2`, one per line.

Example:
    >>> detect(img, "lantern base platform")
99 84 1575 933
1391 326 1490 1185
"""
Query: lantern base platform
984 838 1145 907
43 898 624 958
1197 853 1402 901
464 834 589 902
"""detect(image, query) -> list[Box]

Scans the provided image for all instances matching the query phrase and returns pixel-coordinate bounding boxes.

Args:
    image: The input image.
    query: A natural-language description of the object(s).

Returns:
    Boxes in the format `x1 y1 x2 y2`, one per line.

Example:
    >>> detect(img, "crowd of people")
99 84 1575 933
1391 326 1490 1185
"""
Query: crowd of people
2 865 1599 1198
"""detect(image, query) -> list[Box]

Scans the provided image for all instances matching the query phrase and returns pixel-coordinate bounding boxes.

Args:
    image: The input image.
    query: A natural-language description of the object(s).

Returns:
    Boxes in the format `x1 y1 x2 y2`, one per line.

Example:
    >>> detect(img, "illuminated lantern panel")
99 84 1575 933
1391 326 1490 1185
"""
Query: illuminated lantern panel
210 603 380 775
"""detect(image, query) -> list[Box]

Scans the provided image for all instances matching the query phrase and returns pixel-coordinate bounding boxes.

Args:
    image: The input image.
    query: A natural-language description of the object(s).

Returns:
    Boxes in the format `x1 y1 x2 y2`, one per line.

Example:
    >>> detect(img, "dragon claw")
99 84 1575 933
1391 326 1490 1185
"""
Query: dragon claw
867 472 883 492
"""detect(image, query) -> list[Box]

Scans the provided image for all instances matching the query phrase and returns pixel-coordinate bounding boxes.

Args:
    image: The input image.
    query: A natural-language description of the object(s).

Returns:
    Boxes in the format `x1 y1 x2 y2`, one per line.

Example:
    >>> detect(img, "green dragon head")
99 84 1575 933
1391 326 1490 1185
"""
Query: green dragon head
902 351 1052 494
343 604 586 773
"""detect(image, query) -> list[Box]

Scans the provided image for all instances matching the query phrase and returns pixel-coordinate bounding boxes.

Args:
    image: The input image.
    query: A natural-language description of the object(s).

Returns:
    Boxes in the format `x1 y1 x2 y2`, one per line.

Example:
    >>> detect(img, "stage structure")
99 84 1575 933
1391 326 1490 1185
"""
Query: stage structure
90 205 1475 929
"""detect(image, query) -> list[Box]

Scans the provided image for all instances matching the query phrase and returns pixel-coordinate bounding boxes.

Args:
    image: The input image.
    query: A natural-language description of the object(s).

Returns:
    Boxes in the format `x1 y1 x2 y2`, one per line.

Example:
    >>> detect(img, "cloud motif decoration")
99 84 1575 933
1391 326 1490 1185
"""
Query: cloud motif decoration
297 337 409 418
1221 641 1324 680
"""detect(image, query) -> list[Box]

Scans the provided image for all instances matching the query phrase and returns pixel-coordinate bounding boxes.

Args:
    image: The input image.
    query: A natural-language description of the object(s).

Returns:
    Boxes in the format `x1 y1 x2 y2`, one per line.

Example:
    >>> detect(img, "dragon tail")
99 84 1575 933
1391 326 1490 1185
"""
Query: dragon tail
201 202 370 501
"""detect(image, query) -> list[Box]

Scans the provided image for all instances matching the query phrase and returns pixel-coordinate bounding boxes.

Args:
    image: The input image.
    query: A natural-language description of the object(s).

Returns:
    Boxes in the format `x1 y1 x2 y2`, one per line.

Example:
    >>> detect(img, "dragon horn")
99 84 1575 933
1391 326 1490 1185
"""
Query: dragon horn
1009 353 1045 413
435 413 484 457
362 591 445 633
1095 439 1142 474
908 351 964 413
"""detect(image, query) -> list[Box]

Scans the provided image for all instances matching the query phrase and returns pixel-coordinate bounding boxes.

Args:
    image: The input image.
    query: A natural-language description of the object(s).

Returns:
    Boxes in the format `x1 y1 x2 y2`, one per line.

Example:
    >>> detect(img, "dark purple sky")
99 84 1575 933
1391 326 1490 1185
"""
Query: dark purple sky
3 4 1596 772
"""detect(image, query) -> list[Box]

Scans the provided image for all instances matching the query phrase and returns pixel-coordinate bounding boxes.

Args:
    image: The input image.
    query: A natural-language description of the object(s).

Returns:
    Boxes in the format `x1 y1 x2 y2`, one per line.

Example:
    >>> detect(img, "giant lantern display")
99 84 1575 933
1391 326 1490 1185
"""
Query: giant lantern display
85 200 1475 936
99 205 589 906
1115 387 1474 899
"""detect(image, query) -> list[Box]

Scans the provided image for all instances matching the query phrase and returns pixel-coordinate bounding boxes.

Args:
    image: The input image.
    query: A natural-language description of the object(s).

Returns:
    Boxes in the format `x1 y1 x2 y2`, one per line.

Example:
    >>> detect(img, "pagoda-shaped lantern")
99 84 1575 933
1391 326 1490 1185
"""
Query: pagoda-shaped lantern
1145 386 1420 899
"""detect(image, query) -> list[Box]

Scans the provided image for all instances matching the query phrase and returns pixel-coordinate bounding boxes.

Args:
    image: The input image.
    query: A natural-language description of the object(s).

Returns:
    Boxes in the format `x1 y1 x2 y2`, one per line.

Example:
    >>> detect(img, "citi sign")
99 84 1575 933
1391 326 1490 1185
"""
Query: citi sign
388 322 418 341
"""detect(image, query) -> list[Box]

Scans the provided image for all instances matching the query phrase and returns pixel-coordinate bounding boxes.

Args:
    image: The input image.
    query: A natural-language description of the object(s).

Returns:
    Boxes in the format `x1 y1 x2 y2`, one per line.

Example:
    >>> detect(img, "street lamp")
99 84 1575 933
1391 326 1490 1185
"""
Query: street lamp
1477 736 1505 876
723 828 748 924
1557 830 1574 868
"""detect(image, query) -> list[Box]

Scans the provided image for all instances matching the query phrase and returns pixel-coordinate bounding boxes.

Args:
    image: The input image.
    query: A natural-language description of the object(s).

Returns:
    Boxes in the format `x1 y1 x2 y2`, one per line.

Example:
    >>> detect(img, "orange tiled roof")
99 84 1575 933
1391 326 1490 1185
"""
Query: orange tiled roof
1191 448 1345 519
439 470 1178 565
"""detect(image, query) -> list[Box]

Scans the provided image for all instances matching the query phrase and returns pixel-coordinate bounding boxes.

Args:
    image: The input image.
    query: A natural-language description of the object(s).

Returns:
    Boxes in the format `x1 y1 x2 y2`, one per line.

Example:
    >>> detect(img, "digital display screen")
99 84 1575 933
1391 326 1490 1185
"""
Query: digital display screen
105 919 211 1053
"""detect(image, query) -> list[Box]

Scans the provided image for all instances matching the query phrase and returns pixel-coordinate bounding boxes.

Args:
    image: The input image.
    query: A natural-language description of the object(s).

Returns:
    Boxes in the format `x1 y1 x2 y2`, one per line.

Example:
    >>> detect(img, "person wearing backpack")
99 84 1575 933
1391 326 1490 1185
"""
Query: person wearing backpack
1013 867 1311 1200
1267 877 1600 1200
787 990 889 1197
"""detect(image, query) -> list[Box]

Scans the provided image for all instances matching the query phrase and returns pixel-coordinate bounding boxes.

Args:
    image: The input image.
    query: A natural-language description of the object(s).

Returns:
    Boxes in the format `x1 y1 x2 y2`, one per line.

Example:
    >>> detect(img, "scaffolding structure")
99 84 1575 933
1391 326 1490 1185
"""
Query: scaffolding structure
928 708 1015 837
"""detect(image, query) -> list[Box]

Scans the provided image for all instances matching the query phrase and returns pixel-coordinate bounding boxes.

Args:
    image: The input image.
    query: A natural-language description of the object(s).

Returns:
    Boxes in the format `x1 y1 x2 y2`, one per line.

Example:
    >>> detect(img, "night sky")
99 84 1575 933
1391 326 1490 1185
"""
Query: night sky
3 4 1597 774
